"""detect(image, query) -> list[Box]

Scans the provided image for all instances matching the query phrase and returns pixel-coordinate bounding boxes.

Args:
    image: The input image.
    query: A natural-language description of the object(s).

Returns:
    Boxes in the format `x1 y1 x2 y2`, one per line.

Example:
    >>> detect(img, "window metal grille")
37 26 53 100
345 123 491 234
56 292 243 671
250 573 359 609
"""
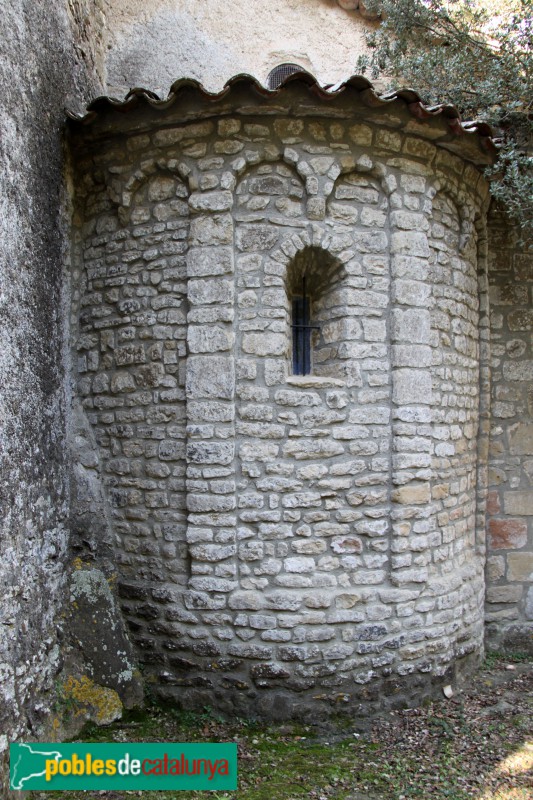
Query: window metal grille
267 63 304 90
292 276 320 375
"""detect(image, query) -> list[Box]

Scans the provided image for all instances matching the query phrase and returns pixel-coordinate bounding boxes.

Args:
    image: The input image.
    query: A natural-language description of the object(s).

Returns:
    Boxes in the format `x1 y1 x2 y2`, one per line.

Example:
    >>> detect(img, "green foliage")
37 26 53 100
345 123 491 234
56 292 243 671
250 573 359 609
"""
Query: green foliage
356 0 533 240
484 649 532 668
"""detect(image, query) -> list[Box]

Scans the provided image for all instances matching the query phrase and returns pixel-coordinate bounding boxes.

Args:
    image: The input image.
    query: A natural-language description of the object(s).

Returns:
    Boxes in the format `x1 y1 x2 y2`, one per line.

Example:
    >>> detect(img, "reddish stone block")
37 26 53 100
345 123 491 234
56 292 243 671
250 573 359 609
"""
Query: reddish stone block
488 518 528 550
486 490 501 516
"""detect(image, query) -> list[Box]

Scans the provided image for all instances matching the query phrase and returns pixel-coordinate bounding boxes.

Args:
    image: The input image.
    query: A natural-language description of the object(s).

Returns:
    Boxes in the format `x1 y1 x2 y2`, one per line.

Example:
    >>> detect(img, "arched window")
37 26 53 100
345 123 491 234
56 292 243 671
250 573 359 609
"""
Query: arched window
286 247 344 378
266 63 305 90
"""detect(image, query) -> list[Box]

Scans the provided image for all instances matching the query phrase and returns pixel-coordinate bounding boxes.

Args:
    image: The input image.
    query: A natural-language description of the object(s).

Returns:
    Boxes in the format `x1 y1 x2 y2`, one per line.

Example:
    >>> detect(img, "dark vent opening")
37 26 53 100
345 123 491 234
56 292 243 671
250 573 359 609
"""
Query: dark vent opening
266 63 305 90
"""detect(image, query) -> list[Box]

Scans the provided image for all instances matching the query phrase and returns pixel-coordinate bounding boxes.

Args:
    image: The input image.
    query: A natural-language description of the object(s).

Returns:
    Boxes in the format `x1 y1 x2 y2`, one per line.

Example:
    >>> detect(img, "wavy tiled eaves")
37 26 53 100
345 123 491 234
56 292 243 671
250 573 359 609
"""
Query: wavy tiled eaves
68 71 498 162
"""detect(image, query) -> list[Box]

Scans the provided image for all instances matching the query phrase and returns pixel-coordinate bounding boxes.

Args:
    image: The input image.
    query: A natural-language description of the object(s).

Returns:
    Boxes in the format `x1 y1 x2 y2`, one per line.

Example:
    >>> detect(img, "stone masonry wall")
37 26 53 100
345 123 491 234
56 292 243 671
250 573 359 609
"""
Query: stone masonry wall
70 95 491 718
485 207 533 651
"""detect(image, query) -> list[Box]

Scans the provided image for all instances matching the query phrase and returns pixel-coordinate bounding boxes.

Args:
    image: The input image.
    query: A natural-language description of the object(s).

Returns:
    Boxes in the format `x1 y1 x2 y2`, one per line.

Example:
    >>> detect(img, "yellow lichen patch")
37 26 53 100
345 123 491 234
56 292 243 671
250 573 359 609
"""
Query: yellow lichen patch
107 572 118 588
61 675 122 725
72 557 87 571
46 716 62 743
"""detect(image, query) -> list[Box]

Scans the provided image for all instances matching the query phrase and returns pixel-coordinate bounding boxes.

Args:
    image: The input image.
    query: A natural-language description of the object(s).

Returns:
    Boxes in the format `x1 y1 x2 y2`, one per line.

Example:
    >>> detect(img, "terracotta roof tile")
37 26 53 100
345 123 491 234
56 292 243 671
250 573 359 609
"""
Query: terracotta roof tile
68 71 497 161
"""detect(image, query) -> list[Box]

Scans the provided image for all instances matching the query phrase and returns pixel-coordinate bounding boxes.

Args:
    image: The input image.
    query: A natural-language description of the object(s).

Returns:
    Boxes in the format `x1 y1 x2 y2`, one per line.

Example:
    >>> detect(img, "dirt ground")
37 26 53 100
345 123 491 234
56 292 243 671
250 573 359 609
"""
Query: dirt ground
29 651 532 800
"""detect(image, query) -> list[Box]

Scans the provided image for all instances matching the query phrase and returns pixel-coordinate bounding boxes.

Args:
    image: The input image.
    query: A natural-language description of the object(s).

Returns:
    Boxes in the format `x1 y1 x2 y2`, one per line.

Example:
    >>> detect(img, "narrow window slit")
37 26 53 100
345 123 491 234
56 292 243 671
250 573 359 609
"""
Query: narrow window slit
292 275 320 375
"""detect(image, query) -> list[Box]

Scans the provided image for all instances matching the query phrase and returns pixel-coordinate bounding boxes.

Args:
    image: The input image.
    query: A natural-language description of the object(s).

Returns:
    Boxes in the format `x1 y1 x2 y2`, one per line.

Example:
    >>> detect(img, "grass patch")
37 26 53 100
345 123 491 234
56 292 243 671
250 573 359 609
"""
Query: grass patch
483 650 531 669
28 657 532 800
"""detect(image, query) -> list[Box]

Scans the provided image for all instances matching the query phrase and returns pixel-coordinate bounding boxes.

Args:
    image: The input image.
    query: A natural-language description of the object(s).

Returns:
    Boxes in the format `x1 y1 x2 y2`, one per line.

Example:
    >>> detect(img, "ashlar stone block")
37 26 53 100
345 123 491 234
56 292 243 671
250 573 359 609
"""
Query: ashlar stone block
488 519 528 550
393 369 432 405
391 231 430 258
188 246 234 277
508 423 533 455
242 333 286 357
392 483 431 505
507 553 533 582
486 585 523 604
236 225 280 252
190 213 233 245
188 278 234 306
393 280 431 307
186 356 234 400
504 492 533 516
503 361 533 382
187 326 234 353
391 308 431 344
189 191 233 212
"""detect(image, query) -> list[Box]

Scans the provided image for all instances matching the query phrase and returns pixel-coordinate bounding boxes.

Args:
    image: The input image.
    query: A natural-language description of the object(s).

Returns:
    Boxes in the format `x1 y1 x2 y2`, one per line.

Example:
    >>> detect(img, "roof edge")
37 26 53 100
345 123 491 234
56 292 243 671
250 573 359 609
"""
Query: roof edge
67 70 498 158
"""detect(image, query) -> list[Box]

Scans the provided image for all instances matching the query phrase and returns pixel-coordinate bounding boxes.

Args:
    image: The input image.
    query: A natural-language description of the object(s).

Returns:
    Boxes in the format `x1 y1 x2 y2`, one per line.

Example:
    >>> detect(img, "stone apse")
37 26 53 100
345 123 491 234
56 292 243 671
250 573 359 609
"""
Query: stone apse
68 74 496 718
